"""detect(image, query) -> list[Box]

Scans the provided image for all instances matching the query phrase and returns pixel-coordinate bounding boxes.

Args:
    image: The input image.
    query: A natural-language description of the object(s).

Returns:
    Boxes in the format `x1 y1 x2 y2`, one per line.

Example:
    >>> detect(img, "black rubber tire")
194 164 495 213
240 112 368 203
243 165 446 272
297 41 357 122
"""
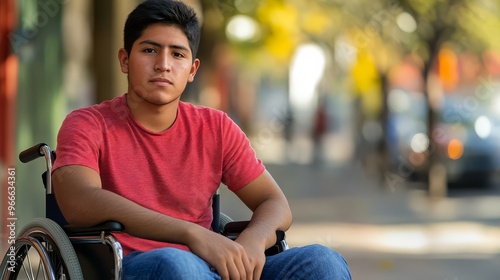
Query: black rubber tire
219 212 234 234
1 217 84 280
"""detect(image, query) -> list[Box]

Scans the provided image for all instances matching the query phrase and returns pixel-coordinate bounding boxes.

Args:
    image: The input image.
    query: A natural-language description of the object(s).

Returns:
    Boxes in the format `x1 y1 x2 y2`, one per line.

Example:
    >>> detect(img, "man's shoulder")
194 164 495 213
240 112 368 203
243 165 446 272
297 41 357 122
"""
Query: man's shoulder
67 95 127 120
59 95 128 134
179 101 226 119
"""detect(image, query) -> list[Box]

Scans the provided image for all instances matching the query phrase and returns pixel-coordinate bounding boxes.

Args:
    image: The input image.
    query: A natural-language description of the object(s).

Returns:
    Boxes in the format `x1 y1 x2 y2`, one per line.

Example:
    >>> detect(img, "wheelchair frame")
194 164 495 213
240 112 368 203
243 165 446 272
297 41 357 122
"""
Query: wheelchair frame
1 143 288 279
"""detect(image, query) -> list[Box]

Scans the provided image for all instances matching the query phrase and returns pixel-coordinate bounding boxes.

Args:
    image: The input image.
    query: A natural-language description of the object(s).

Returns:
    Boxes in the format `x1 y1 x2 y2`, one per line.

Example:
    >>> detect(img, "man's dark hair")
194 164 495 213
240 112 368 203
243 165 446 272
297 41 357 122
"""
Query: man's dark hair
124 0 200 59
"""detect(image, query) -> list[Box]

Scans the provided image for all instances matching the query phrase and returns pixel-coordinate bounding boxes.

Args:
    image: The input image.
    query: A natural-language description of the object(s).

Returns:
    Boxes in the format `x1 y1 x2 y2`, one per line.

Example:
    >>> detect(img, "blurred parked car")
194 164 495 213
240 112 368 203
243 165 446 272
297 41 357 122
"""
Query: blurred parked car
386 85 500 189
434 92 500 188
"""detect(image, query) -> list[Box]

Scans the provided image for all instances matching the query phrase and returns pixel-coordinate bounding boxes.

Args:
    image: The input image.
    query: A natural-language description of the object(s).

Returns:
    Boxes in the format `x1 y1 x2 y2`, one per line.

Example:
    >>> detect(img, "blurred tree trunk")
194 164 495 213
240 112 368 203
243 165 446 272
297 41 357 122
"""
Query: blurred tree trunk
15 0 64 228
378 72 389 181
92 0 137 103
92 0 114 103
422 26 446 193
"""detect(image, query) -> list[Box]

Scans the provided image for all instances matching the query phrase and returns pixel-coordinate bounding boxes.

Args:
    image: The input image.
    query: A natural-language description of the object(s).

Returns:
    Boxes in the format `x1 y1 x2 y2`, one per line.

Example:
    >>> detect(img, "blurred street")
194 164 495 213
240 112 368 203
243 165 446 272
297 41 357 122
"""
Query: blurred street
220 162 500 280
3 1 500 279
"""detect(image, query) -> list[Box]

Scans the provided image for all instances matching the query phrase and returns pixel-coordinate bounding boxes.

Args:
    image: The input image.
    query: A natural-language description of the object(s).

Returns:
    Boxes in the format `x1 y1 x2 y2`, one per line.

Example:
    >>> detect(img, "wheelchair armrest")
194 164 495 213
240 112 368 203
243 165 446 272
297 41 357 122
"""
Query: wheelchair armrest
222 220 250 240
63 221 124 236
263 230 288 256
222 220 289 256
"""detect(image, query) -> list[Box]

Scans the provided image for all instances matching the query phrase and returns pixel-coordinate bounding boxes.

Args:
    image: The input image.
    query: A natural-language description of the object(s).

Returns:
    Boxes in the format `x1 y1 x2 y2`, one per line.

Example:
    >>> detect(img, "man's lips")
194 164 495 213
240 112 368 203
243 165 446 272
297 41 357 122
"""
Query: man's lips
150 77 173 86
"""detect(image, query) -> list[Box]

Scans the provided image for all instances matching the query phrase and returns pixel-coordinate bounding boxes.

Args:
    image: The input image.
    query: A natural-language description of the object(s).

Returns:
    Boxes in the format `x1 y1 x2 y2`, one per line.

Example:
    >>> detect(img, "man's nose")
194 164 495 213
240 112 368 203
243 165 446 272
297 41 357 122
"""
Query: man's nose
155 53 171 72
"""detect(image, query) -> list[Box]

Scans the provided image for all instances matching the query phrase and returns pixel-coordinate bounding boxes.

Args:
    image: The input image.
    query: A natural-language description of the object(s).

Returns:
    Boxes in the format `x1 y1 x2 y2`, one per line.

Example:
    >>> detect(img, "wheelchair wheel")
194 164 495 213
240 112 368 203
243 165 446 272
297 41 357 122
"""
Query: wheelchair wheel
1 218 83 280
219 212 233 234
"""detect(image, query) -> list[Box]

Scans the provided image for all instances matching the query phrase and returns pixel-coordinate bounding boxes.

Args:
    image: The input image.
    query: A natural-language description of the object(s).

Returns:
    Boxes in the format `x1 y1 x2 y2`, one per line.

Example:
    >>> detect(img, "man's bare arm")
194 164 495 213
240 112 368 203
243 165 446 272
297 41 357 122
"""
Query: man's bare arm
234 169 292 249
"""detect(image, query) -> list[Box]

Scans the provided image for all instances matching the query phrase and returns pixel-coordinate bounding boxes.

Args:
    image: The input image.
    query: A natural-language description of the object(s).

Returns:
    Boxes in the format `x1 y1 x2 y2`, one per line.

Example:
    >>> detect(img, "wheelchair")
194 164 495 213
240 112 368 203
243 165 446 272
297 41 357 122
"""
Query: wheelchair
1 143 289 279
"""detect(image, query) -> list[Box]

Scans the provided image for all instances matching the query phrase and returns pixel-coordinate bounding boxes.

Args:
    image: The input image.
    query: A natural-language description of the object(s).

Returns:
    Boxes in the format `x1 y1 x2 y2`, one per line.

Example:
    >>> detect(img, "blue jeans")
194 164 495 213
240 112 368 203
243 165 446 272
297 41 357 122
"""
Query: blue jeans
122 244 351 279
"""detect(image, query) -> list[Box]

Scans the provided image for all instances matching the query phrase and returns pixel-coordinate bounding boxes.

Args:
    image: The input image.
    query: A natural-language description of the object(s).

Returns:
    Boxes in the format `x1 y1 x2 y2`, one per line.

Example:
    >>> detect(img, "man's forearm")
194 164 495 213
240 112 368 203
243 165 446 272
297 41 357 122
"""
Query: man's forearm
233 170 293 251
80 188 200 245
239 198 292 250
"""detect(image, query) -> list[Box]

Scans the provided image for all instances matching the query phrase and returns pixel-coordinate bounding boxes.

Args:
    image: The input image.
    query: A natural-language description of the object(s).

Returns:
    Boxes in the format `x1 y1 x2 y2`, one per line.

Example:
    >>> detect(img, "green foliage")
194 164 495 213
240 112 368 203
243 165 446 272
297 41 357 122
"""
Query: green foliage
203 0 500 73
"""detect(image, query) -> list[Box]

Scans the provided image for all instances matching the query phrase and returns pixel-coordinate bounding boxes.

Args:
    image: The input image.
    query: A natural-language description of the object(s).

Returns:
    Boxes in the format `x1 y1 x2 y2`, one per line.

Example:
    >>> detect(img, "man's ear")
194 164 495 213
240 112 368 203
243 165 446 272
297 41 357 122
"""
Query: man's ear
188 58 201 83
118 48 129 74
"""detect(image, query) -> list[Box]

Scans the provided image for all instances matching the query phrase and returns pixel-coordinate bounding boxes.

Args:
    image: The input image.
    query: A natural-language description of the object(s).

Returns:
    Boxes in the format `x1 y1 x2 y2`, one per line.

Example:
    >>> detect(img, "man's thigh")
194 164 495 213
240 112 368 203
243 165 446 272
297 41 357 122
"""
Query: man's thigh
262 244 352 280
122 247 221 280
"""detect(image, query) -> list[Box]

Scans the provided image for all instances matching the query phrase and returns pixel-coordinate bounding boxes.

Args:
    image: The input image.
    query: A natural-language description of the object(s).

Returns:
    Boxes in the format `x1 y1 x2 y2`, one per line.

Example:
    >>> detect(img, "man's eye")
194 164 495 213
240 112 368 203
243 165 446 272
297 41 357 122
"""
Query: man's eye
173 52 185 58
144 48 156 53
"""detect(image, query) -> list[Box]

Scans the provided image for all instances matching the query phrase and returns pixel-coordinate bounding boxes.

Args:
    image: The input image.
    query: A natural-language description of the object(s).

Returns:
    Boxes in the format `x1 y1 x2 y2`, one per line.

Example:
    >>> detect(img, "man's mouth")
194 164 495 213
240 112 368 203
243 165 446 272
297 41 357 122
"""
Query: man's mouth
150 77 173 87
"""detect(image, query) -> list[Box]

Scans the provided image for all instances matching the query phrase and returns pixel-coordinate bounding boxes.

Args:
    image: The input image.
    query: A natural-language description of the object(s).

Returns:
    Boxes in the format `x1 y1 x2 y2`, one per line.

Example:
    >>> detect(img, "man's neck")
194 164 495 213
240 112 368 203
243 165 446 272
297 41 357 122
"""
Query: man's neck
126 94 179 133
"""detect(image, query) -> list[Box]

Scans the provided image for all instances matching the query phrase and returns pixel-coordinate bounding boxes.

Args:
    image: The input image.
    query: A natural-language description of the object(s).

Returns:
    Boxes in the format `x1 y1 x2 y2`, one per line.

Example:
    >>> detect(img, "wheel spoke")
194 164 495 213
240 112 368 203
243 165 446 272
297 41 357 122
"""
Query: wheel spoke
35 258 45 280
23 249 35 280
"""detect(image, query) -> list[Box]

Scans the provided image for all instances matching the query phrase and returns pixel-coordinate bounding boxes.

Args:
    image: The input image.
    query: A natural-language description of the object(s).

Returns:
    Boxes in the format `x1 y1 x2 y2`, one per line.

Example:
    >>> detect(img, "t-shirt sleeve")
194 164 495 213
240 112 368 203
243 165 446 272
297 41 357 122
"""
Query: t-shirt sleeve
220 114 265 192
52 108 103 174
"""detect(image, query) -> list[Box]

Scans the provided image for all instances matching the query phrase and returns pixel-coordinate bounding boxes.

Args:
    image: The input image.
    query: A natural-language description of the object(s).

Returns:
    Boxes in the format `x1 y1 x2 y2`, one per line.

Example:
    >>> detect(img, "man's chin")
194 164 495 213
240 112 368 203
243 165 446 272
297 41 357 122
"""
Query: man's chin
148 96 181 107
133 88 180 102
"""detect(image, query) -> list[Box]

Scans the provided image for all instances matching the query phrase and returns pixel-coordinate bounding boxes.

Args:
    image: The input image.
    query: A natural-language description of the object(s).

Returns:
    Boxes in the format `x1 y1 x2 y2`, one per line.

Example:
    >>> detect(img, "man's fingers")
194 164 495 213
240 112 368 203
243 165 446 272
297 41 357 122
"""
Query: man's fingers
217 258 248 280
210 243 253 280
241 253 253 280
230 259 246 280
253 263 263 280
230 248 252 280
188 230 259 280
216 264 230 280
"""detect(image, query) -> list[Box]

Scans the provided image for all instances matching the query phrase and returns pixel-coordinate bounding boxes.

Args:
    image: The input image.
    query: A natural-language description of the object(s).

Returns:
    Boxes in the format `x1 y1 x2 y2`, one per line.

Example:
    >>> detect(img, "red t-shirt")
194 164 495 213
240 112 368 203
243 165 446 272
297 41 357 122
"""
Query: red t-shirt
53 95 265 255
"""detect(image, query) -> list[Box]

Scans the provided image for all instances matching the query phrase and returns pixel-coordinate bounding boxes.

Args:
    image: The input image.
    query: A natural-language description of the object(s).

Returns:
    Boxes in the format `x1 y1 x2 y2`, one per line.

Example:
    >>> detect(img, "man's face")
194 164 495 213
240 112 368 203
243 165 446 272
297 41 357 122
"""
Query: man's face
119 23 200 107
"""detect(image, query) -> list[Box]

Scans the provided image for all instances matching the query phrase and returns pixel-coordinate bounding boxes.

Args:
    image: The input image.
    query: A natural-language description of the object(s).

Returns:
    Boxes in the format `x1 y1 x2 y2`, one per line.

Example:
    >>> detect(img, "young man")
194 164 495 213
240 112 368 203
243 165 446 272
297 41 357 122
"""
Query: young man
52 0 351 279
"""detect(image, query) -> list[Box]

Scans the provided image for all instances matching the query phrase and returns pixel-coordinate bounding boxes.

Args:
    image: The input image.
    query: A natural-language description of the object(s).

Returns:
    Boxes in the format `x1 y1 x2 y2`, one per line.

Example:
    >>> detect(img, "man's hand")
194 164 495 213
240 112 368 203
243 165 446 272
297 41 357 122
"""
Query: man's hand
235 232 267 280
186 226 255 280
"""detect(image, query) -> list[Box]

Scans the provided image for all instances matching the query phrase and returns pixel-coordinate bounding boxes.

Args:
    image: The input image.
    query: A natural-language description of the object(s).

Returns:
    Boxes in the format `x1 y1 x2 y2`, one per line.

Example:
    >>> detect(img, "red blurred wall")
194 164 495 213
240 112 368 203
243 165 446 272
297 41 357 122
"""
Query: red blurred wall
1 0 17 249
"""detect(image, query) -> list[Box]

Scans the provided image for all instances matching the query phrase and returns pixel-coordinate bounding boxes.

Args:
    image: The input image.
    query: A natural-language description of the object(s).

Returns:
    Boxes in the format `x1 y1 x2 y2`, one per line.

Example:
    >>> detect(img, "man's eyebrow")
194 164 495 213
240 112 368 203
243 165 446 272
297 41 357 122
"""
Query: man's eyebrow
138 40 190 52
